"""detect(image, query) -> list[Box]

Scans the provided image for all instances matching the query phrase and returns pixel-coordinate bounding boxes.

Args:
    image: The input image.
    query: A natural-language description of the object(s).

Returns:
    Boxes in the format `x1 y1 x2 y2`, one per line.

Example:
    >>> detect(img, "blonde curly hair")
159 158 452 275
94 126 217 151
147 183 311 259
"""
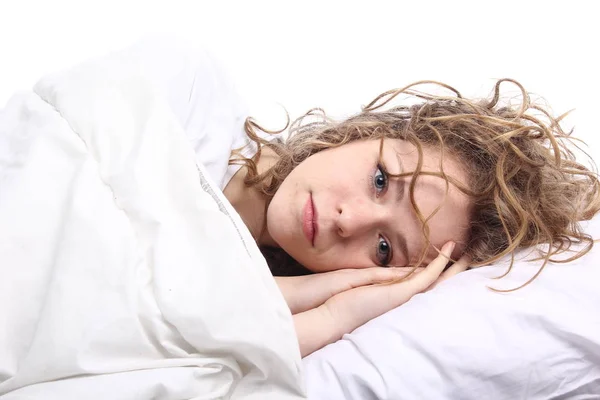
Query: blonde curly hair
230 79 600 290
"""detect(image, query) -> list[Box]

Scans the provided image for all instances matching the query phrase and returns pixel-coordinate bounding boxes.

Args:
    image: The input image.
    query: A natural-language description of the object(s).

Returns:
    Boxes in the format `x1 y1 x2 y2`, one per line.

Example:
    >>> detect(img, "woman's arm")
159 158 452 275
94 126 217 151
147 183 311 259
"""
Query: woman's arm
293 305 338 357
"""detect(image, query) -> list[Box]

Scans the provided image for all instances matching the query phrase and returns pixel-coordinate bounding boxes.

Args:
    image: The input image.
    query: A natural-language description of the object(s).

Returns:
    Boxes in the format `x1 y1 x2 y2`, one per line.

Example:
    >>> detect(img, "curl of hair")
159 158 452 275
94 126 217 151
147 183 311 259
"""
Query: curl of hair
230 79 600 290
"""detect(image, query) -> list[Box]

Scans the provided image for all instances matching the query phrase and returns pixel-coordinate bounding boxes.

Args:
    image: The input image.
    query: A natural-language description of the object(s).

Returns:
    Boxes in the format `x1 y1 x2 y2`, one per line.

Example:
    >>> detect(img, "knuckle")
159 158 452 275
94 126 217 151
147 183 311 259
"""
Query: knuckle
339 268 355 277
369 269 384 281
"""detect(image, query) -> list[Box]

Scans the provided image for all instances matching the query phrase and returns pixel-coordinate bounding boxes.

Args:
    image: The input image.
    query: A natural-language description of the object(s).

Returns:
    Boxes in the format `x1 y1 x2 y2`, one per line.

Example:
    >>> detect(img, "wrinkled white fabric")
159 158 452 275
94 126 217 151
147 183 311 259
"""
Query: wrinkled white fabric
0 42 305 399
88 37 254 190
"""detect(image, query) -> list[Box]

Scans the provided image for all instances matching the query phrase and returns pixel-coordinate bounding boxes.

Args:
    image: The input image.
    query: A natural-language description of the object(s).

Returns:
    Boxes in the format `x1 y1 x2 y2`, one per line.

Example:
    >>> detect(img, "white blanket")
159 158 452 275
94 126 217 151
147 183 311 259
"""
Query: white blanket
0 54 305 399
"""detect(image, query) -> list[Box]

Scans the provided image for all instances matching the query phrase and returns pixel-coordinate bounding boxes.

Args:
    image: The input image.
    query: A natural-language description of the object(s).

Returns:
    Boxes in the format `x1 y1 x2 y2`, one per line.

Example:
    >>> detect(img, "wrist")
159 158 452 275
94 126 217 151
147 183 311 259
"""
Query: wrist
294 304 341 357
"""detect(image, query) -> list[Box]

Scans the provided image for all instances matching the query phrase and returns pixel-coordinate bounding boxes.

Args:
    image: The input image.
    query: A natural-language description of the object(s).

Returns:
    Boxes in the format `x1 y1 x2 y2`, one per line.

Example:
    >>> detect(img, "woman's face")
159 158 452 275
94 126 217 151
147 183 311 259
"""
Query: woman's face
265 138 472 272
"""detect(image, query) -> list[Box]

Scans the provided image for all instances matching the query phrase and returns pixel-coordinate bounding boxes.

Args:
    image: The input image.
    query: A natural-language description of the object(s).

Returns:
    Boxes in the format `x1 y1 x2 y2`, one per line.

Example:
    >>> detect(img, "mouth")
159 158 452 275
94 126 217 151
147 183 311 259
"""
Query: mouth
302 193 319 246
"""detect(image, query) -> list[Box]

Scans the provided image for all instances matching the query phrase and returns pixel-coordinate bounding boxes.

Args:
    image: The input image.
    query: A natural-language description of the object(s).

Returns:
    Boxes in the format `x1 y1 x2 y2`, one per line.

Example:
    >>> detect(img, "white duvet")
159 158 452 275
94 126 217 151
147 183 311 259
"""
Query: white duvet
0 49 305 399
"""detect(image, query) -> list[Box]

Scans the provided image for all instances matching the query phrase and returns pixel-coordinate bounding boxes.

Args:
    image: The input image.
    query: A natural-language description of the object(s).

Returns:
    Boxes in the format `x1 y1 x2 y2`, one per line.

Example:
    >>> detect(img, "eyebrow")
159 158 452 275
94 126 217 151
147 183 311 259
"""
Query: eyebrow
395 152 406 202
393 151 410 264
394 230 410 267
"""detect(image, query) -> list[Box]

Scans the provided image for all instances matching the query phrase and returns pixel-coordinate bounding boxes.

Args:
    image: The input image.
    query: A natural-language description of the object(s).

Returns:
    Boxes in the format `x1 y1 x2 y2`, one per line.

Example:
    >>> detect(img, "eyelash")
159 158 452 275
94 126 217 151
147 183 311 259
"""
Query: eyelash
377 236 393 266
371 164 389 197
371 164 393 266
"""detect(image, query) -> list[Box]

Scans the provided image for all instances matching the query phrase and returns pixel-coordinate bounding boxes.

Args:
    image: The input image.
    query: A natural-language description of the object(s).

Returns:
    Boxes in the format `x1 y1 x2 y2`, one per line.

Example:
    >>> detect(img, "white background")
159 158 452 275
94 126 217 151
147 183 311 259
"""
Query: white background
1 0 598 157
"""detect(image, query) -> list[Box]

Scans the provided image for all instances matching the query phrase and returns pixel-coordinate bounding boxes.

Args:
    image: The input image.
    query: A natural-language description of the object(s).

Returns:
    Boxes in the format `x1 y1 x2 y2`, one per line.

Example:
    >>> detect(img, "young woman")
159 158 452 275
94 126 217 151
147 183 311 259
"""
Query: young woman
222 79 600 356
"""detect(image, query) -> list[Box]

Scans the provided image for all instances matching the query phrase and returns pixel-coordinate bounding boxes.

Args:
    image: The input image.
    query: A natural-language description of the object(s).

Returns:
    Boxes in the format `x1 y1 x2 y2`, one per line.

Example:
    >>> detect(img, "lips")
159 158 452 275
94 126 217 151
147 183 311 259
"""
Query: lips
302 194 318 246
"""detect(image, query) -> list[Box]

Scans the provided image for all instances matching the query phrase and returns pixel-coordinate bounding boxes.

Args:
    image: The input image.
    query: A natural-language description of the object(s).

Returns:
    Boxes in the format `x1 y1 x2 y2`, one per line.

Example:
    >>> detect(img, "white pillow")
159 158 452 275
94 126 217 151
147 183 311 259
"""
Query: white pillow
304 216 600 399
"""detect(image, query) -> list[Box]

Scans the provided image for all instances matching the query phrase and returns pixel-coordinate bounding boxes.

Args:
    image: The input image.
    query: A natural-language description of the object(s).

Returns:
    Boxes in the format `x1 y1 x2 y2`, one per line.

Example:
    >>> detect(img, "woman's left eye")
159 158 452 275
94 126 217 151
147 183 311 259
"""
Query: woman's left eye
376 236 393 266
373 165 388 196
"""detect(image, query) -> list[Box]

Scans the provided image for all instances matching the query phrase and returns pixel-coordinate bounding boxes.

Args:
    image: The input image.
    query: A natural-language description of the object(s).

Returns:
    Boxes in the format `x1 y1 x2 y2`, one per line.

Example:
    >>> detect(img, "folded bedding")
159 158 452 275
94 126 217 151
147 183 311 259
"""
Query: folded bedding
0 42 305 399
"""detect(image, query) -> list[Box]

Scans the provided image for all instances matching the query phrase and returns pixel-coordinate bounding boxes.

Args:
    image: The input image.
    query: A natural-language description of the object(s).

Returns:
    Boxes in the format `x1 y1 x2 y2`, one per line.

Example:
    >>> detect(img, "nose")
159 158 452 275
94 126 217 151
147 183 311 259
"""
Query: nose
336 201 386 238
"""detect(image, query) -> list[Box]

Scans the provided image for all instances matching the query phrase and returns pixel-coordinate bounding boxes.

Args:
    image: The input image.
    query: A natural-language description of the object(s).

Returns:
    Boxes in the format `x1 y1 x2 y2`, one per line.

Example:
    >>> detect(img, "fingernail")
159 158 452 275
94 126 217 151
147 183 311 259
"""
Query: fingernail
444 241 456 254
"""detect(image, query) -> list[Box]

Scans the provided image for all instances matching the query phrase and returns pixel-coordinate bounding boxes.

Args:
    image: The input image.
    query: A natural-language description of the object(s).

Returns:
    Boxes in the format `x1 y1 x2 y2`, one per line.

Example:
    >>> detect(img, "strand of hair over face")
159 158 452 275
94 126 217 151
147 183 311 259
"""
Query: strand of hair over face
231 79 600 291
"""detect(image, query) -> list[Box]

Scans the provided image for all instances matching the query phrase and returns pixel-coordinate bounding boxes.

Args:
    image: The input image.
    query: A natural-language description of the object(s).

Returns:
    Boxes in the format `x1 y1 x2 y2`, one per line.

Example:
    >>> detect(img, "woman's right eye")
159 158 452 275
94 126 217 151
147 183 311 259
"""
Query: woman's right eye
376 235 393 266
372 165 388 197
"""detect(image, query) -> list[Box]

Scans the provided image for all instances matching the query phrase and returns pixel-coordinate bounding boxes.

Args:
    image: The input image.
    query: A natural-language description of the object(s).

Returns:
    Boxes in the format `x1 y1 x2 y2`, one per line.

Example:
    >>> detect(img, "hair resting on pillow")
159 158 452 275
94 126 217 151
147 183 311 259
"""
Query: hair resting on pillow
229 79 600 290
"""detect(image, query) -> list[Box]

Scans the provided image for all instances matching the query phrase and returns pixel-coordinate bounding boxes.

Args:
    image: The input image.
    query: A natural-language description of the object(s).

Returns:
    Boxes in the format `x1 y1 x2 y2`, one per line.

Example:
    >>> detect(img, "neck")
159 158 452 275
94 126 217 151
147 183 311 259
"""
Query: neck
223 147 280 247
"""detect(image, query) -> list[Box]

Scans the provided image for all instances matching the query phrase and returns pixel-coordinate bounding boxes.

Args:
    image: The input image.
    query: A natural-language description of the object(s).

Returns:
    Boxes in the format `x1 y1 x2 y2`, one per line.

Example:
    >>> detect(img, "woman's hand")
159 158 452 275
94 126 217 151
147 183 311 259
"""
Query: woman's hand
294 241 469 357
275 265 416 315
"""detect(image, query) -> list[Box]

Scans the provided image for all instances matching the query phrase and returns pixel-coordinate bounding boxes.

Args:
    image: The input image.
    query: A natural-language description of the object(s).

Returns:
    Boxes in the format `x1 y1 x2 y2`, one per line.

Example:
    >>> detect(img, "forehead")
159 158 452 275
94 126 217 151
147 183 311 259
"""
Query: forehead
385 139 466 177
385 139 472 261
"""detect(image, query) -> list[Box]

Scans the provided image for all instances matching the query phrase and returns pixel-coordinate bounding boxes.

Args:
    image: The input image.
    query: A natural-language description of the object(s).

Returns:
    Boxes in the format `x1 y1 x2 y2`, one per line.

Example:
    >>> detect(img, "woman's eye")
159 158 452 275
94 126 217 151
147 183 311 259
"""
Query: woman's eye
376 236 393 266
373 165 388 196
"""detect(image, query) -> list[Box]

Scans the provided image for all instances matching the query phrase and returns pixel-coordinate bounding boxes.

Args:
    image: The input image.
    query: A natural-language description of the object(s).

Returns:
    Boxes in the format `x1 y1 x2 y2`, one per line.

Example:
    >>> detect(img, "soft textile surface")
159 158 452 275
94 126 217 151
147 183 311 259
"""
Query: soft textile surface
0 48 304 399
94 37 254 191
305 217 600 399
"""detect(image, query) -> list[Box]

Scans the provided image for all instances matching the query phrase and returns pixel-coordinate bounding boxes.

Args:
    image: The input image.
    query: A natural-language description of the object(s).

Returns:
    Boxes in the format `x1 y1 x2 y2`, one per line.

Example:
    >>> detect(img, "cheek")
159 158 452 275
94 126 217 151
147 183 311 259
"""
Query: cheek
303 243 374 272
267 191 292 238
422 214 471 261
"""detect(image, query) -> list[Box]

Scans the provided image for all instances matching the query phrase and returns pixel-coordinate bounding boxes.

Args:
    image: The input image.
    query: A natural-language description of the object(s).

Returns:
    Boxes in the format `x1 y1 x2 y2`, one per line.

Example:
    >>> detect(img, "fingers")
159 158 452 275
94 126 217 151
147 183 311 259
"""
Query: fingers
408 241 456 291
334 241 463 294
352 267 418 287
379 267 422 280
426 254 470 291
441 254 470 279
